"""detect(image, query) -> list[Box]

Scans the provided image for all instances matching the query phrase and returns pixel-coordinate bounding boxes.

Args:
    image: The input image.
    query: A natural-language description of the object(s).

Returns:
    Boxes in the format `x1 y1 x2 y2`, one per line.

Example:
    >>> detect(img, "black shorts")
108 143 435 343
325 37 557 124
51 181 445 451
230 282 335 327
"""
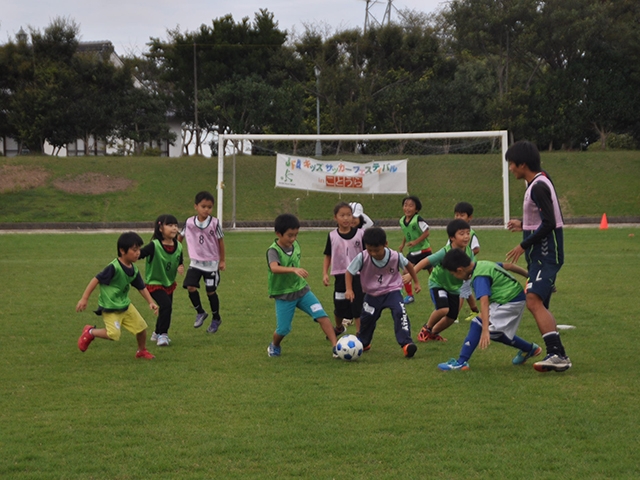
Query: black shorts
406 249 433 273
183 267 220 293
333 274 364 320
429 287 460 320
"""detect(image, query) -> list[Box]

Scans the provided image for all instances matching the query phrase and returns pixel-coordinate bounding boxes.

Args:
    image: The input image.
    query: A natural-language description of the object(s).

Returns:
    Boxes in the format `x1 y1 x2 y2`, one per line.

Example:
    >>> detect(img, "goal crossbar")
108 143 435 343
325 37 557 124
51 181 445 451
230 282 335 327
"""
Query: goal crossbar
216 130 510 227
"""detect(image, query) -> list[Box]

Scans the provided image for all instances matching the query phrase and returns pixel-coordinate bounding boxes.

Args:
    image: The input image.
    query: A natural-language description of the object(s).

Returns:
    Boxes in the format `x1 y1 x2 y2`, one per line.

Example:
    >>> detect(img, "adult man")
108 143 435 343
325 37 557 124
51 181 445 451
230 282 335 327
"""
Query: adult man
505 140 571 372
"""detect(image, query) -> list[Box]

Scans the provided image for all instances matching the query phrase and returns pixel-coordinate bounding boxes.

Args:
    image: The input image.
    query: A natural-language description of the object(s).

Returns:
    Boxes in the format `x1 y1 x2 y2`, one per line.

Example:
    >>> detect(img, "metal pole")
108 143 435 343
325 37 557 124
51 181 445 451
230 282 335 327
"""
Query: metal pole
314 66 322 157
194 41 200 155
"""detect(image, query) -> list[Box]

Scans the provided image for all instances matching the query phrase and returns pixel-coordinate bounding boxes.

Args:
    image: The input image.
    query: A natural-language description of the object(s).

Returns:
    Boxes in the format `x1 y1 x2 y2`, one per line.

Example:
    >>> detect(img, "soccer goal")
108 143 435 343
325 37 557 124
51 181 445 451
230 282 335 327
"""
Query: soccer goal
215 131 510 228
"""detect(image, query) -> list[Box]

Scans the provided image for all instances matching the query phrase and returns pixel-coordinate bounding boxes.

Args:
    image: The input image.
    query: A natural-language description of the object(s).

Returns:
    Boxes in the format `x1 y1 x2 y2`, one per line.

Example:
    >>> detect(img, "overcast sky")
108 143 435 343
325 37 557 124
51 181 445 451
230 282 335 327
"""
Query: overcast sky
1 0 448 55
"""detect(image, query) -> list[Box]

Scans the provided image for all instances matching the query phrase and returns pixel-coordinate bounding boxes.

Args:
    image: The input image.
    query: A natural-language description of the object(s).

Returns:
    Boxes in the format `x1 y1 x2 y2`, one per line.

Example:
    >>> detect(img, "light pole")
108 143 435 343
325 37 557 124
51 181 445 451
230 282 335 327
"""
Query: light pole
314 66 322 157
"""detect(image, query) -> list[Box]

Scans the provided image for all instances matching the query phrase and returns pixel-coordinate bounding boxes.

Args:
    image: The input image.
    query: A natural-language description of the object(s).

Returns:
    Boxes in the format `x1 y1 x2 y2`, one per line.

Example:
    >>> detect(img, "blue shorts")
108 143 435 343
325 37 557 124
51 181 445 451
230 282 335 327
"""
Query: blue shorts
526 261 561 307
274 290 328 336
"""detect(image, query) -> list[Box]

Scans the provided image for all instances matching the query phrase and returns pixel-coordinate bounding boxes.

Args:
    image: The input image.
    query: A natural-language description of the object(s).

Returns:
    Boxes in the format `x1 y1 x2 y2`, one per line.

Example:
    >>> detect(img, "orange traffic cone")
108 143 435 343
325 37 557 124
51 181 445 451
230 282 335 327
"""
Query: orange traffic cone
599 213 608 230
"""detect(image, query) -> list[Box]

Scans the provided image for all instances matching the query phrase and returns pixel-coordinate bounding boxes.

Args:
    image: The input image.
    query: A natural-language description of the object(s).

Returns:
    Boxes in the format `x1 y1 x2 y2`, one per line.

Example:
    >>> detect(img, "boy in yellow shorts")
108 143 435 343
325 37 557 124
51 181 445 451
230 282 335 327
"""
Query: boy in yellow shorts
76 231 159 359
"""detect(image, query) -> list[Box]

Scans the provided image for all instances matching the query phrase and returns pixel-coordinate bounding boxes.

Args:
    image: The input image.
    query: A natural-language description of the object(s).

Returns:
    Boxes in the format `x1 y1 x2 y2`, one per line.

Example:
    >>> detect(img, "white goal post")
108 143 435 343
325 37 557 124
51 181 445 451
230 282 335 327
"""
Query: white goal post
216 130 510 227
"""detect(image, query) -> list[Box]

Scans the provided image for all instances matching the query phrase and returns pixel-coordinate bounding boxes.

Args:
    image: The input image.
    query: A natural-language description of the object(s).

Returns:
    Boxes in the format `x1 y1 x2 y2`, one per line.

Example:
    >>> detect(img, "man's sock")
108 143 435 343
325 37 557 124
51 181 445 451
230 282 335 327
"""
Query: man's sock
542 331 564 356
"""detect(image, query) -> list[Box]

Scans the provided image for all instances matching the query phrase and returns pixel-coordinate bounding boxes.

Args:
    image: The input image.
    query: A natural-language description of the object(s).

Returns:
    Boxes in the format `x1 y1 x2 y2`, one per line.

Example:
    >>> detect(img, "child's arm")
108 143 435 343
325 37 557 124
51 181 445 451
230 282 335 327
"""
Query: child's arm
398 237 407 252
345 271 355 301
478 295 491 349
405 263 421 294
407 229 430 248
402 256 431 283
76 277 99 312
138 287 159 315
473 247 480 255
501 262 528 278
269 261 308 278
218 238 226 271
322 255 331 286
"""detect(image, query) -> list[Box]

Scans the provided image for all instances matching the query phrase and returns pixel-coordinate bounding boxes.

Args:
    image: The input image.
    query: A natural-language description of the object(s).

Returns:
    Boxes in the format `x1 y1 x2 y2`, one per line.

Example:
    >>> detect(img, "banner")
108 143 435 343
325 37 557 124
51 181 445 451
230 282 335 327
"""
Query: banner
275 154 408 194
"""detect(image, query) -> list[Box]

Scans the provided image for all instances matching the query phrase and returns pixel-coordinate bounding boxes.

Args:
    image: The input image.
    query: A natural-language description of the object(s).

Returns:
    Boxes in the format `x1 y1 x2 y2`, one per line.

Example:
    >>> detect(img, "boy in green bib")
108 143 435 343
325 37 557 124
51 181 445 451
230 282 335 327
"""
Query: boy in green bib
76 232 159 359
267 214 338 358
436 248 541 371
398 195 431 304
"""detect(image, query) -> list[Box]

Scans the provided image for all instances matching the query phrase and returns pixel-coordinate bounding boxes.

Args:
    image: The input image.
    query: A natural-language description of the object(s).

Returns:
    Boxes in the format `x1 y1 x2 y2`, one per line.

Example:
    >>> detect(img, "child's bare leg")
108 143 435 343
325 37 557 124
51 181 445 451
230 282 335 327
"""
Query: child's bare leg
136 329 148 350
91 328 110 340
272 332 285 347
432 316 456 334
317 316 337 346
426 308 448 329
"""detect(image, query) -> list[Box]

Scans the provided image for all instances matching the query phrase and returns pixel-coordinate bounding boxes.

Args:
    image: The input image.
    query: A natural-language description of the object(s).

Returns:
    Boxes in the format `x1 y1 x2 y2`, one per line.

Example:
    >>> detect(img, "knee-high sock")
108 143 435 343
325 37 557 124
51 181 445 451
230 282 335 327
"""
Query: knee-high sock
492 332 532 351
208 291 220 319
458 320 482 364
189 290 204 314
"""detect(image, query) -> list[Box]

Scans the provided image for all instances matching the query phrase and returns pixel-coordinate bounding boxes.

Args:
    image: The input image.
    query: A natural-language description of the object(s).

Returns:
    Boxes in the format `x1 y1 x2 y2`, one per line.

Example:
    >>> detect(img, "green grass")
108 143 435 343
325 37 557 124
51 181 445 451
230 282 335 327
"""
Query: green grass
1 227 640 478
1 150 639 224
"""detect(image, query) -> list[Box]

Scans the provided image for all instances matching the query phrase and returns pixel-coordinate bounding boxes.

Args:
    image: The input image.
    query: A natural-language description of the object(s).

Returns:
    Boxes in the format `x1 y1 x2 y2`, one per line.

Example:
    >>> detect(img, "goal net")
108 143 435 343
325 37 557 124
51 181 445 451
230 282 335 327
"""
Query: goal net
215 131 510 229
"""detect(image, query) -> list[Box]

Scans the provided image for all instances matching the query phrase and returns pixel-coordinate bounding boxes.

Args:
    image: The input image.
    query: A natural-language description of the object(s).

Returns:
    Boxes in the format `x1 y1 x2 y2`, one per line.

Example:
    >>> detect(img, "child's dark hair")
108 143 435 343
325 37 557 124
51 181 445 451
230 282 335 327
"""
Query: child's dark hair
505 140 541 172
333 201 352 216
152 214 179 241
195 191 215 204
442 248 472 272
446 219 471 239
274 213 300 234
117 231 144 256
454 202 474 216
402 195 422 212
362 227 387 247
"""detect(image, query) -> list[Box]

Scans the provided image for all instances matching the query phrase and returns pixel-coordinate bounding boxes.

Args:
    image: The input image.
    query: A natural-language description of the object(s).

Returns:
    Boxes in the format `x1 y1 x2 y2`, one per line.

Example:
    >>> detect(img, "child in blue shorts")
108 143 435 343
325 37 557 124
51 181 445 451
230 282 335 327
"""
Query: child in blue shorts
266 213 338 358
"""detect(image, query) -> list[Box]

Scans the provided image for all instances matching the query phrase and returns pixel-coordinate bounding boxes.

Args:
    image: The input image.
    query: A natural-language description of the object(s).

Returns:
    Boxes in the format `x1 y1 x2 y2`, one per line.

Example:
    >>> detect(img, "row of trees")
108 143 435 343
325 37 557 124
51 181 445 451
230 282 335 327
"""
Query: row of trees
2 0 639 155
0 19 172 155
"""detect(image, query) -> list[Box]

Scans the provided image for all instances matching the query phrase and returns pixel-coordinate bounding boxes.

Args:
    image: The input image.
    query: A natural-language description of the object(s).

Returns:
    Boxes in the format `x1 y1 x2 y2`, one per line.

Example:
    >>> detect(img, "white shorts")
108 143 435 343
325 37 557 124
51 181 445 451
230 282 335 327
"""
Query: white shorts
480 300 526 340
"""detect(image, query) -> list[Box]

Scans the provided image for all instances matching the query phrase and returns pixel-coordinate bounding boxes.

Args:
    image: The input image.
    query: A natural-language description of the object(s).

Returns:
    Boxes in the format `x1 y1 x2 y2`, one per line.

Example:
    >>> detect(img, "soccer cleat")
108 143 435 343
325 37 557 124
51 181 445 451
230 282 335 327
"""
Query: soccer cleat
156 334 171 347
512 343 542 365
78 325 95 352
403 295 415 305
267 343 281 357
533 354 572 372
427 332 447 342
438 358 470 371
332 346 339 359
464 311 479 322
362 344 371 352
207 318 222 334
194 312 209 328
342 318 353 327
403 343 418 358
417 325 431 342
150 332 159 342
135 349 155 359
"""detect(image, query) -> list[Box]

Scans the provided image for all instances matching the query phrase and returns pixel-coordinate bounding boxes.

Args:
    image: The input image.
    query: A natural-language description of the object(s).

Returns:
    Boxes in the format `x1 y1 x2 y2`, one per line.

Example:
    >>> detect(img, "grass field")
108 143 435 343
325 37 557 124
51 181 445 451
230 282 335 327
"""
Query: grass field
1 227 639 479
1 150 639 225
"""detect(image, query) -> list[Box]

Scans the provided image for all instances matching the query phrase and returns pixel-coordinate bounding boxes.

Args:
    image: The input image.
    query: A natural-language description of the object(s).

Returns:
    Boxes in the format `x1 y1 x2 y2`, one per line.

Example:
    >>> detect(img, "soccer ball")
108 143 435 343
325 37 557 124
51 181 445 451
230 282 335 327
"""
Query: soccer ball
335 334 363 361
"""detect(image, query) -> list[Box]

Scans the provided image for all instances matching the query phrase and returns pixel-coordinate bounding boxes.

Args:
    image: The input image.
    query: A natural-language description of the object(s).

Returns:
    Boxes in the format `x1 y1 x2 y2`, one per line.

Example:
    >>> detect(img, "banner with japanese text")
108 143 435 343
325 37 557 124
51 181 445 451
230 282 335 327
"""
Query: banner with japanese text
275 154 408 194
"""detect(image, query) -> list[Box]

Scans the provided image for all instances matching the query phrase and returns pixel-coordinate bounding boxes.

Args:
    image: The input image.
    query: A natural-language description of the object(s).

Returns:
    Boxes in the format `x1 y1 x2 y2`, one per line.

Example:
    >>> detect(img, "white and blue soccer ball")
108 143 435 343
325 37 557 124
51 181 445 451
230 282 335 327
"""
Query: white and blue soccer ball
335 334 363 361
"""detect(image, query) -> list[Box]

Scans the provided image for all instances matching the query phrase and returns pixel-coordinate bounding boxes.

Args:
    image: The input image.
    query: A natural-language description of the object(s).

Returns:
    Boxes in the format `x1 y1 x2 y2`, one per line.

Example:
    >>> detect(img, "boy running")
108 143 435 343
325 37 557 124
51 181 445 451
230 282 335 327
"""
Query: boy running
76 231 158 359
